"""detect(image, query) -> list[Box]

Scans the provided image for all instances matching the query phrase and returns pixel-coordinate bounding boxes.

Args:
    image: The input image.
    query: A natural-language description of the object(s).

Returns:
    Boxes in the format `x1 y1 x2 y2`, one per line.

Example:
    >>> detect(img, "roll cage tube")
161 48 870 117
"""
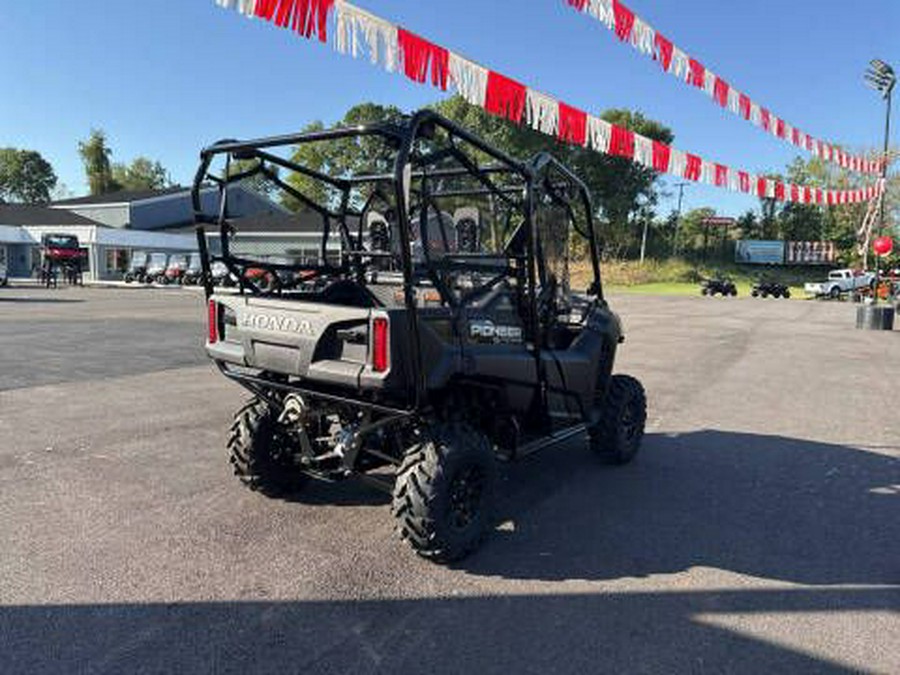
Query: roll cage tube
192 124 407 298
393 109 534 405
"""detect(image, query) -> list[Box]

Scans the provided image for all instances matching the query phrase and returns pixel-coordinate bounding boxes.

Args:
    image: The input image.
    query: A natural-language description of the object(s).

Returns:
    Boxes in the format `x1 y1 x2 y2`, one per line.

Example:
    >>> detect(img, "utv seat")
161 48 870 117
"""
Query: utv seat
316 279 379 308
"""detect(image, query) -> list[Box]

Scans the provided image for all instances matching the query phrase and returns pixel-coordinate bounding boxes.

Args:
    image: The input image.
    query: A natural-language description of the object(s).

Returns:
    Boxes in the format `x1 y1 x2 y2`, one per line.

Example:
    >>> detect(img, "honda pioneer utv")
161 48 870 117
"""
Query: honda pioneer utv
193 110 646 563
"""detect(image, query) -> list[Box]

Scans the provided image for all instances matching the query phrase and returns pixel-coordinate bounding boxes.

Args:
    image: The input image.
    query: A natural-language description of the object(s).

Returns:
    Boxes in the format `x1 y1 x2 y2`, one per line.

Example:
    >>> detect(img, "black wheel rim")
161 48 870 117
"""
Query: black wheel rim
620 398 640 444
449 466 485 531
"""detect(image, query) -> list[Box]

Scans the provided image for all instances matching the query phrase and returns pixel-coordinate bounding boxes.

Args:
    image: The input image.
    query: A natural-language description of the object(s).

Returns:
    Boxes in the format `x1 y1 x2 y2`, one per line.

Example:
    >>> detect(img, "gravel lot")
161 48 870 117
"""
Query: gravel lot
0 285 897 674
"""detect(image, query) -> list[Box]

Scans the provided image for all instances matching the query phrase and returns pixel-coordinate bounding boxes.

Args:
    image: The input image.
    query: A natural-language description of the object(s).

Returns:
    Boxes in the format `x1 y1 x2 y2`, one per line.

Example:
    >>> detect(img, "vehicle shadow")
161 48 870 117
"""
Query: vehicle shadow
459 430 899 585
262 474 391 507
0 587 894 674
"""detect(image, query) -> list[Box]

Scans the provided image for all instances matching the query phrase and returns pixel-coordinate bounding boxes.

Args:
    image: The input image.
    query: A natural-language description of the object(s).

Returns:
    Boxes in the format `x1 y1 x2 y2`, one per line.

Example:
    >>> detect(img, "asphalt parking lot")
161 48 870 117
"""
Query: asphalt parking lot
0 285 897 674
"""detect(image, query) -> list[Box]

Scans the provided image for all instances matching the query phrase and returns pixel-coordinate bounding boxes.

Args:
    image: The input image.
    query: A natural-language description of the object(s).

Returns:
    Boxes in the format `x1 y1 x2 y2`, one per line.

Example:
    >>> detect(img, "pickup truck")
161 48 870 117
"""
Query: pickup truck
804 269 875 299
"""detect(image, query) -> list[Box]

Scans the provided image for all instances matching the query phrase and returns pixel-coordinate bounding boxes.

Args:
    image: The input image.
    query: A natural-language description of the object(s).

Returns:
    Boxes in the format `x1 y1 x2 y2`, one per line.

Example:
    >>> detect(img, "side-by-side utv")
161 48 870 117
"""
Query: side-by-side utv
181 253 204 286
193 110 646 563
144 252 169 284
124 250 150 284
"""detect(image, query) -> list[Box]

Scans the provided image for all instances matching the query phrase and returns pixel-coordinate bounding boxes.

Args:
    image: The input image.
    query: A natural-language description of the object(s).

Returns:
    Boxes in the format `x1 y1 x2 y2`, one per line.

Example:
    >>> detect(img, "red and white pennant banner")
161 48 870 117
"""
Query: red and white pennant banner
564 0 885 177
213 0 882 206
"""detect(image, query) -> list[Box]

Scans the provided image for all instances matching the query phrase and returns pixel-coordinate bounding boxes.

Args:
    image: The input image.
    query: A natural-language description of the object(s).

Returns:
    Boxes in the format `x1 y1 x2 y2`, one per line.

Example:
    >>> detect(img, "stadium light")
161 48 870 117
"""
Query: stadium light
863 59 895 307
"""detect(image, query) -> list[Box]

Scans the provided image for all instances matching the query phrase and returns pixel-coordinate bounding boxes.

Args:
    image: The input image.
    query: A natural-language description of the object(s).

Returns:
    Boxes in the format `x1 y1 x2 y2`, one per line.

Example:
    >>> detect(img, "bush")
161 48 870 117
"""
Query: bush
571 258 834 289
574 259 700 287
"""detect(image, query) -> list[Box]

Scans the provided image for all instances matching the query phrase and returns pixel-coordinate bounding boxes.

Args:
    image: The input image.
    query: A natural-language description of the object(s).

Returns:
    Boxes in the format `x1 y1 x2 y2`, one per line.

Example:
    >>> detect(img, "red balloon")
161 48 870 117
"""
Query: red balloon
873 236 894 257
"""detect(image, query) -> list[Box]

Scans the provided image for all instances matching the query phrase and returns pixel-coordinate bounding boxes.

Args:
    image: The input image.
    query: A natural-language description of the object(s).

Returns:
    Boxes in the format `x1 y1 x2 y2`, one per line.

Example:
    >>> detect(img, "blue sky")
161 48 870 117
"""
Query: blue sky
1 0 897 217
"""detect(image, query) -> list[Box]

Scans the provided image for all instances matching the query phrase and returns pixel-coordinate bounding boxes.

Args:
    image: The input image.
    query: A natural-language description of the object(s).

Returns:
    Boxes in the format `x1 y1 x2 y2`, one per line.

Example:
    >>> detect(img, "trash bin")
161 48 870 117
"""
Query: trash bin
856 305 895 331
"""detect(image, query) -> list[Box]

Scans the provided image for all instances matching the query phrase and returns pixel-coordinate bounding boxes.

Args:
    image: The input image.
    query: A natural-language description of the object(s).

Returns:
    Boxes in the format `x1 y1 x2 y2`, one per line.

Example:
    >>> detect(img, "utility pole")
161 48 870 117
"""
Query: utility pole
864 59 895 305
672 182 689 255
639 208 651 264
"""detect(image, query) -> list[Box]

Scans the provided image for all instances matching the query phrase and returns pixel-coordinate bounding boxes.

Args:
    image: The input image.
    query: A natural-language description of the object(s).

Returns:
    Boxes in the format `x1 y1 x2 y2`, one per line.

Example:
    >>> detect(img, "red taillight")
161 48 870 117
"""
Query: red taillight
372 317 389 373
208 300 218 344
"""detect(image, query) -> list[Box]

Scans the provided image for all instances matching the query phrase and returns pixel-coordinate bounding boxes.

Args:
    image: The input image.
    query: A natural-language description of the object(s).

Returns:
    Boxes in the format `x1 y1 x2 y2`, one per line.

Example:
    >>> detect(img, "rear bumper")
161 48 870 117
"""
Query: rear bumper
213 360 413 417
207 340 245 365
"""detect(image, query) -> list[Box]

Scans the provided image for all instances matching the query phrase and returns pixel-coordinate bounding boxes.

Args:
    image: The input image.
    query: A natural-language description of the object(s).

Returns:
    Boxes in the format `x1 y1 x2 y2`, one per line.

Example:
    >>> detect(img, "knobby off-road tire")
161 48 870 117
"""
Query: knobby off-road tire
228 397 306 494
589 374 647 465
392 424 496 563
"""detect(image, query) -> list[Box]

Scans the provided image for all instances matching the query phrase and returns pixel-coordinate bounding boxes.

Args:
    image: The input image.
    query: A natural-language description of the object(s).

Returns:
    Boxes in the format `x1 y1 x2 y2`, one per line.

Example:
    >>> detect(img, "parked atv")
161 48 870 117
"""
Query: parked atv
124 250 150 283
181 254 204 286
161 253 190 285
144 252 169 284
701 276 738 297
210 260 236 287
752 280 791 299
243 265 277 291
193 110 647 563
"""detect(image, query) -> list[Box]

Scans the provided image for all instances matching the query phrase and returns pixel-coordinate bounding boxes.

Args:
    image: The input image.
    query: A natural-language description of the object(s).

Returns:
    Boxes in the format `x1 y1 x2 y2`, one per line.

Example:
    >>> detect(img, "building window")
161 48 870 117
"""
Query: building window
105 248 129 274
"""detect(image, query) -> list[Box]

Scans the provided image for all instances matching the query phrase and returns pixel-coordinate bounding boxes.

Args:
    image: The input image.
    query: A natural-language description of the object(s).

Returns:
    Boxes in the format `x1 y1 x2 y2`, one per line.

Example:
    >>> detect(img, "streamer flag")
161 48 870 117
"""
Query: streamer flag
213 0 882 206
563 0 884 177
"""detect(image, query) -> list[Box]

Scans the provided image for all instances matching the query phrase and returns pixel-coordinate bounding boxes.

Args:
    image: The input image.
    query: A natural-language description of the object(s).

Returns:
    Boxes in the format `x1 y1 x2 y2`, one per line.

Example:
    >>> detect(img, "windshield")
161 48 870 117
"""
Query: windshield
43 235 79 249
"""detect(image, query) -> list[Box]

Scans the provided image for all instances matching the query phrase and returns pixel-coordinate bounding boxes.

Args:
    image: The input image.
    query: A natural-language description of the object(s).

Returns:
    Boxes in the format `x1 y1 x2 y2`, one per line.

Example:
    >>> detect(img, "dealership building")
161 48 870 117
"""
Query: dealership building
0 185 306 281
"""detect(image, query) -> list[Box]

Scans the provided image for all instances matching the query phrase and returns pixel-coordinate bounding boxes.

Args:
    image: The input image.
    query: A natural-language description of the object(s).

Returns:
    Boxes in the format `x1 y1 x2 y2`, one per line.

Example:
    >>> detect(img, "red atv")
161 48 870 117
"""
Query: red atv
160 253 190 285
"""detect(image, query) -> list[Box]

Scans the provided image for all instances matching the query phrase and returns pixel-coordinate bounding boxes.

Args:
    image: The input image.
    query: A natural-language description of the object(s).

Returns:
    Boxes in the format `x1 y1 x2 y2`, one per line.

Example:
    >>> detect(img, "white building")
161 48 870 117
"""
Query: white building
0 185 279 281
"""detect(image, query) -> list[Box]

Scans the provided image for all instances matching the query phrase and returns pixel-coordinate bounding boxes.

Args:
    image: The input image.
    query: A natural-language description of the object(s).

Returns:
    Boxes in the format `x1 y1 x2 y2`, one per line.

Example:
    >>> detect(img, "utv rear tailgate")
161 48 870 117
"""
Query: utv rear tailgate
207 295 373 387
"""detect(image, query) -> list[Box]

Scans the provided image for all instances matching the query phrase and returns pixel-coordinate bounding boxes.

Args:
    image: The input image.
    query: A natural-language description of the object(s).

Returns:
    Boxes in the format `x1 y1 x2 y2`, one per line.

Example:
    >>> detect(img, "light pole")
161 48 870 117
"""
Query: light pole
864 60 895 304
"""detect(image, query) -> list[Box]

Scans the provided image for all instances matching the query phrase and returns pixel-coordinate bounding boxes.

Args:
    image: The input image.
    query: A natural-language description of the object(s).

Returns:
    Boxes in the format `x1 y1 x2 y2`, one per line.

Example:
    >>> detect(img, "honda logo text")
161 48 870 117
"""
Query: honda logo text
242 313 315 336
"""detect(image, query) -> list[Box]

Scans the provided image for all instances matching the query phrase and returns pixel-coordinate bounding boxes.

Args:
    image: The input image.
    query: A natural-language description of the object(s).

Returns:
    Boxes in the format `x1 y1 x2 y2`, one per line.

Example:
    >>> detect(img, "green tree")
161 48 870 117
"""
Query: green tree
756 173 783 240
432 101 674 258
285 104 405 211
284 120 328 209
78 129 118 195
277 98 674 259
111 157 171 191
766 154 873 264
678 207 717 252
777 158 827 242
778 202 825 241
582 109 674 257
736 210 761 240
0 148 58 203
225 158 278 197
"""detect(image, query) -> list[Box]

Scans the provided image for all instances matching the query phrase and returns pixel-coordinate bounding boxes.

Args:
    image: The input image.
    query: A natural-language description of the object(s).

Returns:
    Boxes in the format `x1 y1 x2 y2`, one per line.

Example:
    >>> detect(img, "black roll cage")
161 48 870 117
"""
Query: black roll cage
192 109 605 407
